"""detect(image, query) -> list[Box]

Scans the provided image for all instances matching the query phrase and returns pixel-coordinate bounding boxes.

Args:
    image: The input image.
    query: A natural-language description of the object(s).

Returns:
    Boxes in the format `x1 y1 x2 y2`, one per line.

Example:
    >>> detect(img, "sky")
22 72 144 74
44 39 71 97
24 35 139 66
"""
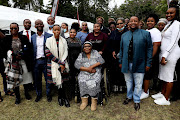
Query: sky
43 0 126 9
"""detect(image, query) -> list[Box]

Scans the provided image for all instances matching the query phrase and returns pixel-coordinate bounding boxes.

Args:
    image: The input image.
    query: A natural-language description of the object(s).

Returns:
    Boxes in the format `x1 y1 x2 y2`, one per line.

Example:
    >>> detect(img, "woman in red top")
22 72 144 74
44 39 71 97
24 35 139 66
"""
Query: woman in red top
85 23 108 55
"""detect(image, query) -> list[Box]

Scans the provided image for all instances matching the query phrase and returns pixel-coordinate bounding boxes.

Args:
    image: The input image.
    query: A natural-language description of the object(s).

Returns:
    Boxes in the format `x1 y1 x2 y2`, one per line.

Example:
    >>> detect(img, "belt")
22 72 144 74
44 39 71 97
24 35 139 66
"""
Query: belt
36 57 46 60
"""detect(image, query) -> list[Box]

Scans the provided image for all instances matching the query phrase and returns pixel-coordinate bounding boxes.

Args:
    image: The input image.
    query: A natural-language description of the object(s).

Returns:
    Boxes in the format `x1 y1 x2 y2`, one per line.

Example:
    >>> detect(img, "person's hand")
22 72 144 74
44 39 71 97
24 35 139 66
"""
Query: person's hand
145 66 150 71
99 51 103 55
160 57 167 65
119 64 122 68
112 51 116 59
91 69 96 73
60 65 65 73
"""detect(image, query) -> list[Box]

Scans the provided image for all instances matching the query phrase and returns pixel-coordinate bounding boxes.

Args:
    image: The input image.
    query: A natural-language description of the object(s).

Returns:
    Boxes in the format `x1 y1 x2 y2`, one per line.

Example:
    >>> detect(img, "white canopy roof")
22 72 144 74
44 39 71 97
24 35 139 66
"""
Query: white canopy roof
0 5 94 33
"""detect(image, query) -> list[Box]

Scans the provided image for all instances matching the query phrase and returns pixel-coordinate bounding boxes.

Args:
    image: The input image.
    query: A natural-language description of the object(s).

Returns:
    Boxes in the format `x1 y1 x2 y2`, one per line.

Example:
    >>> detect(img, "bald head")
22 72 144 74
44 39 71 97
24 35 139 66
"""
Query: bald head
35 19 44 32
47 16 55 25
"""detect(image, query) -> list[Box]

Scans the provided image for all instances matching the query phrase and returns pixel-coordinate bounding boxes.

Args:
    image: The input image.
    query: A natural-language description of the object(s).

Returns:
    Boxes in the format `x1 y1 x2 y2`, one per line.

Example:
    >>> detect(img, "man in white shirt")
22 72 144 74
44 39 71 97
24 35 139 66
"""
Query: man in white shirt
31 19 52 102
19 19 35 42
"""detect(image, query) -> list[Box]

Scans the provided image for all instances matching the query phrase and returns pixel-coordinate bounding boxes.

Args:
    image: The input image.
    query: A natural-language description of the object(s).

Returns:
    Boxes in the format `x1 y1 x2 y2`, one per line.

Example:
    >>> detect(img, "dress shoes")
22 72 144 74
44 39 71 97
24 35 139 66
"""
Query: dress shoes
134 103 140 111
123 98 132 105
25 93 32 100
47 95 52 102
15 98 21 105
35 95 42 102
64 99 70 107
58 97 64 106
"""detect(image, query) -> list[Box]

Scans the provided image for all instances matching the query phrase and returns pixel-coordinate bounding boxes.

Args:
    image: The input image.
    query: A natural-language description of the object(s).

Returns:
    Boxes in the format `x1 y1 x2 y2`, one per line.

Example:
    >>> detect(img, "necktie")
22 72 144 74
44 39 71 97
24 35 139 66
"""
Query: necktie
26 30 29 40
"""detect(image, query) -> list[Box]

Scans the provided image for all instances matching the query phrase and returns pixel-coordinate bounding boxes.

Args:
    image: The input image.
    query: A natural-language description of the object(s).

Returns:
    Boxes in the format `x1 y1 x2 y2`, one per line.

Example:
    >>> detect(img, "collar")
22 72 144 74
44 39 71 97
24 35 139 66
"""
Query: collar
36 31 45 36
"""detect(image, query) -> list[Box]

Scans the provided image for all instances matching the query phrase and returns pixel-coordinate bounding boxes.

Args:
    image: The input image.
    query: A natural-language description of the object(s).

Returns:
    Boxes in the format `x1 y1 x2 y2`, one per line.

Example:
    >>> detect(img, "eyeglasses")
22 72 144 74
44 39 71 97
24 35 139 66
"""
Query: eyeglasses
10 28 18 30
117 23 123 25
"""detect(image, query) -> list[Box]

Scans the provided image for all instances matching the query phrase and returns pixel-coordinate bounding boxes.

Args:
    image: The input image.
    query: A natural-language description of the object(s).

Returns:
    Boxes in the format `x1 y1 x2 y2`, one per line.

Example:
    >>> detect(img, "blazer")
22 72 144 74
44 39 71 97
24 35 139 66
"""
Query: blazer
19 30 36 36
1 34 33 71
119 29 153 73
31 32 52 61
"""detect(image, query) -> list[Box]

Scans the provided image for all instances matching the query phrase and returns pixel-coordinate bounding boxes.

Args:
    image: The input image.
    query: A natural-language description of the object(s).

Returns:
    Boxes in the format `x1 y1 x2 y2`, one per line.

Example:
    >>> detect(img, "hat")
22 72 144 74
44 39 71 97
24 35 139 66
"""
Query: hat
83 41 92 47
157 18 168 25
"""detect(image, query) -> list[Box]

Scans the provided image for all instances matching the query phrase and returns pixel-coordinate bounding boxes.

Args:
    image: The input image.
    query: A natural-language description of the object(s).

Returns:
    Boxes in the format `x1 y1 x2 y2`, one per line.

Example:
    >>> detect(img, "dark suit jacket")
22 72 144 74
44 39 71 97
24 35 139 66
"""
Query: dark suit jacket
31 32 52 61
1 34 33 71
19 30 36 36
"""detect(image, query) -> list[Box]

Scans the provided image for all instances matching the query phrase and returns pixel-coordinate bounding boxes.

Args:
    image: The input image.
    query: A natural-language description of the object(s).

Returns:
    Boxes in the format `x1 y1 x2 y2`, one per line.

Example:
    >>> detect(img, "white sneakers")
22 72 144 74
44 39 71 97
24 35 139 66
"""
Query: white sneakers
140 90 149 100
152 92 170 105
151 92 163 99
154 95 170 105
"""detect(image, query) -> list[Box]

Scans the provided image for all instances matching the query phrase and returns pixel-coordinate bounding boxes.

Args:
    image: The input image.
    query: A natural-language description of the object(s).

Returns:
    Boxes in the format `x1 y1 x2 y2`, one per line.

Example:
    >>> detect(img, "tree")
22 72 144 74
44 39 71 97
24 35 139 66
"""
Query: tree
0 0 10 7
12 0 43 12
109 0 168 21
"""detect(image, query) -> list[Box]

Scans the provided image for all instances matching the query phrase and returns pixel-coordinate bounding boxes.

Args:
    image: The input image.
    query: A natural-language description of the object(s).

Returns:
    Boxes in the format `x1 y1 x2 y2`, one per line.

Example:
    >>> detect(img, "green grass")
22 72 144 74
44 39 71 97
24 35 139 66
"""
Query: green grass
0 77 179 120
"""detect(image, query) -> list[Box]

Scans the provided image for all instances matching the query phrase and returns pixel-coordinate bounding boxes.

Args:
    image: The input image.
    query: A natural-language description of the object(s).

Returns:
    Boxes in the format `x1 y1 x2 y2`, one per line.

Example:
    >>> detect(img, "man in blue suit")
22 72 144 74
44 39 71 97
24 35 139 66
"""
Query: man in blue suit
119 16 153 111
31 19 52 102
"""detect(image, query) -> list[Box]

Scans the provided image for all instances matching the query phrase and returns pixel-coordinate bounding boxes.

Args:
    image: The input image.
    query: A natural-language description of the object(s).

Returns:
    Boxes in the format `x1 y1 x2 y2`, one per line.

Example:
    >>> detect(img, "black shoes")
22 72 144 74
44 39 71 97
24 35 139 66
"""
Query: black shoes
25 93 32 100
134 103 140 111
47 95 52 102
64 99 70 107
58 97 64 106
35 95 42 102
15 98 21 105
123 98 132 105
58 97 70 107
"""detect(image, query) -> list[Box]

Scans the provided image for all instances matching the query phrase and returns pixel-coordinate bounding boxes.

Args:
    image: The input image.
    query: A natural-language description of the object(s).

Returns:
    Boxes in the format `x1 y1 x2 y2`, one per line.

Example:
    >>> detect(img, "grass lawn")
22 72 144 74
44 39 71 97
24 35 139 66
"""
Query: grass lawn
0 77 179 120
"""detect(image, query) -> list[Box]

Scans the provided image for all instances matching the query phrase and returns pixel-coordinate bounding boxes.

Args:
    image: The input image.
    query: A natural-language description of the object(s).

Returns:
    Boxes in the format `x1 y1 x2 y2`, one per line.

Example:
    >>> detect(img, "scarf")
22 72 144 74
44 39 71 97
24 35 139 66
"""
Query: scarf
46 35 69 86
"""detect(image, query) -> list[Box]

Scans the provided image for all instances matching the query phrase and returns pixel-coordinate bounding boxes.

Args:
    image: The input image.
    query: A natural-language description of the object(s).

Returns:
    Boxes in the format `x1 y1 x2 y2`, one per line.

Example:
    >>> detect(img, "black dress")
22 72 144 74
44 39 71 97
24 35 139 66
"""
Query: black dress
66 37 82 98
108 29 127 92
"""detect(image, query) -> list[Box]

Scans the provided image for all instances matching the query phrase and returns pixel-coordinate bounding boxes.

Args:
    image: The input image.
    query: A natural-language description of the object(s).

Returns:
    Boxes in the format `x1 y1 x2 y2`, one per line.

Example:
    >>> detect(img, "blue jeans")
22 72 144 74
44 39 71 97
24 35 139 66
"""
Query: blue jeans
34 59 51 96
123 63 144 103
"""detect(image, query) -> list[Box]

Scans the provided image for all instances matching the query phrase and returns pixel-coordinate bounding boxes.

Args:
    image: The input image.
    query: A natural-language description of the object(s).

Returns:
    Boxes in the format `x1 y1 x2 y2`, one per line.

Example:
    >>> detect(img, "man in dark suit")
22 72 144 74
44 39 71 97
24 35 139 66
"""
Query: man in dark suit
19 19 36 91
19 19 35 43
31 19 52 102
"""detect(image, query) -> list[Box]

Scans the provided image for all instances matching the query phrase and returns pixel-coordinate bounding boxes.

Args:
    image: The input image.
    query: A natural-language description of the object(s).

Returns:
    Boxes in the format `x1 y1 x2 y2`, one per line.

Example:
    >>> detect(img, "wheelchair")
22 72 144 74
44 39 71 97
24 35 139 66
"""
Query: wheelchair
74 66 111 106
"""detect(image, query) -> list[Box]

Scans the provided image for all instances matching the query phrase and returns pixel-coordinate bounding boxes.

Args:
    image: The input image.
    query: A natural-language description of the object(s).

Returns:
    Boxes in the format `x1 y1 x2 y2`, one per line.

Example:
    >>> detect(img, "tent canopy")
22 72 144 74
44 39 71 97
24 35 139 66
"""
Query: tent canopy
0 5 94 33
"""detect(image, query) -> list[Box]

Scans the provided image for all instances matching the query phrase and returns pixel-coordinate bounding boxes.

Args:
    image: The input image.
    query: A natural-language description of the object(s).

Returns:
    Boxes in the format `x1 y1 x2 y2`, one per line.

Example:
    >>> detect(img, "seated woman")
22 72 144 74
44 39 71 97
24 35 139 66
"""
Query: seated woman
45 24 70 107
74 41 105 111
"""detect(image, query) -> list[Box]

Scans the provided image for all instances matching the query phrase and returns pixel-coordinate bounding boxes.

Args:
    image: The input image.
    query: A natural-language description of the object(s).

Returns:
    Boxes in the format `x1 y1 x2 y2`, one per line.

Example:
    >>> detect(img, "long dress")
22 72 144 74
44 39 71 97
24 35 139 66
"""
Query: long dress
159 20 180 82
74 50 105 97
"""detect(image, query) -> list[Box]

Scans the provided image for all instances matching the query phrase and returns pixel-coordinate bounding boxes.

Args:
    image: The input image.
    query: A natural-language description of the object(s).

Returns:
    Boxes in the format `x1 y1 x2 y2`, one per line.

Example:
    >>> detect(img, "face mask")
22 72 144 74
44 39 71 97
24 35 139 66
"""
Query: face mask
48 24 54 28
117 26 125 31
63 29 67 33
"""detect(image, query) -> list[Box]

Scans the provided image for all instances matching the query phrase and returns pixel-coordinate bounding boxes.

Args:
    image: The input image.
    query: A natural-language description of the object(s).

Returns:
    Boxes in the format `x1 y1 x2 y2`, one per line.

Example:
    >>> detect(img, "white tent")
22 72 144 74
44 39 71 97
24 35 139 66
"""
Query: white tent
0 5 94 33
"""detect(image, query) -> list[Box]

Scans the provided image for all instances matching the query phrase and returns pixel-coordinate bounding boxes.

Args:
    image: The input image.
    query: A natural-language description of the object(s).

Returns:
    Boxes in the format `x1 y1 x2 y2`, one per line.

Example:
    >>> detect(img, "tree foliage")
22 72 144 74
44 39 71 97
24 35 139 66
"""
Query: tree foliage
11 0 43 12
0 0 10 6
109 0 168 21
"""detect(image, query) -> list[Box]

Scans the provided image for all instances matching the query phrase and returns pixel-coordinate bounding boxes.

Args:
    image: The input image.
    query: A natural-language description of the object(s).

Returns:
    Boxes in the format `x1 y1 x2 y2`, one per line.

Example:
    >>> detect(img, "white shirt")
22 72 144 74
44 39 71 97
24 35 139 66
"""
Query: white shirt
22 29 32 42
36 32 45 59
47 28 53 34
146 28 161 43
64 32 69 39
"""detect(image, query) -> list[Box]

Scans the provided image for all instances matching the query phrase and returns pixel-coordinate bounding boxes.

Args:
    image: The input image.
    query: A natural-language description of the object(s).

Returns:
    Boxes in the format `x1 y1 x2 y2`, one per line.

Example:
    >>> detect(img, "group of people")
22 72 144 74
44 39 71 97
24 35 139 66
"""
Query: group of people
0 3 179 112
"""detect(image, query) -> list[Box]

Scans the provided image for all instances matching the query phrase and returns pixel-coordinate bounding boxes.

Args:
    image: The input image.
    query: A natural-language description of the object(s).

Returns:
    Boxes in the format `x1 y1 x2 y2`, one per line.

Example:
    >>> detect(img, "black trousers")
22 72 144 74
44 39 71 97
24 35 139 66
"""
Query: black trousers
14 84 29 99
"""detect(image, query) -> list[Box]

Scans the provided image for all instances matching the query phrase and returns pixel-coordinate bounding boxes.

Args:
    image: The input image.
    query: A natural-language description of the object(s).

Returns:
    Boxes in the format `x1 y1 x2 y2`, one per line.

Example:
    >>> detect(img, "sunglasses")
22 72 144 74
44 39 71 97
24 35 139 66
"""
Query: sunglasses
117 23 123 25
10 28 18 30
